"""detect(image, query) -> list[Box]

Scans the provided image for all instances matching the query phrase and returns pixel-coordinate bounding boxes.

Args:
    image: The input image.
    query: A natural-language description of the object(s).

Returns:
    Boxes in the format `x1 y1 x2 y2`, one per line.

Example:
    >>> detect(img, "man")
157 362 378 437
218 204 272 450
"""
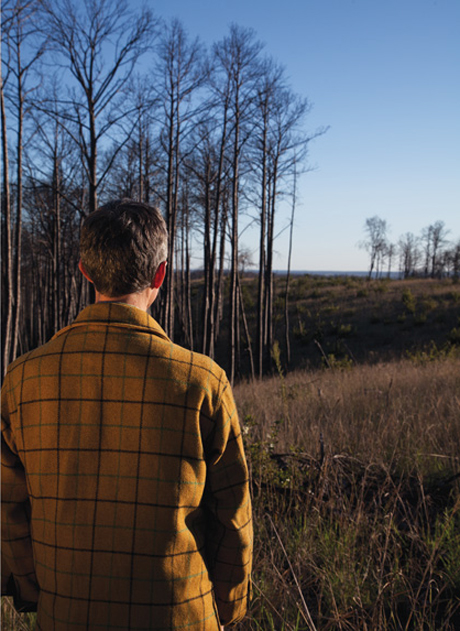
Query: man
2 199 253 630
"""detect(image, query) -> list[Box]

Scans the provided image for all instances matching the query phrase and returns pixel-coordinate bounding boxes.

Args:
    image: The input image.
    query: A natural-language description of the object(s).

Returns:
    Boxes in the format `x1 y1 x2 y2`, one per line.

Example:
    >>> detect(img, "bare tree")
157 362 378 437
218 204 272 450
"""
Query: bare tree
430 220 450 277
252 58 284 378
360 216 388 280
202 50 234 359
39 0 157 214
263 88 313 368
213 24 263 383
1 0 46 373
420 224 434 277
152 18 207 338
385 242 395 278
1 60 13 377
451 240 460 280
183 121 220 355
26 81 84 333
284 155 298 366
398 232 420 278
420 221 450 278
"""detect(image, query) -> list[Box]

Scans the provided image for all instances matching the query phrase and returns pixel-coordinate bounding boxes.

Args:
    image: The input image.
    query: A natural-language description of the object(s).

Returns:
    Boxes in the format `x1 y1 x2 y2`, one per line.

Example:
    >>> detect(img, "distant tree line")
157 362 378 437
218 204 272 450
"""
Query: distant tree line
360 216 460 280
1 0 326 380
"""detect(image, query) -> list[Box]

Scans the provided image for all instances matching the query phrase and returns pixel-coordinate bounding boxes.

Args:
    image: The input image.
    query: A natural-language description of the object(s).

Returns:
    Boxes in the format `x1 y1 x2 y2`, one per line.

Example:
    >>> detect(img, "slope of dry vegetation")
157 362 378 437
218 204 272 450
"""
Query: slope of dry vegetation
233 357 460 629
188 274 460 381
275 275 460 370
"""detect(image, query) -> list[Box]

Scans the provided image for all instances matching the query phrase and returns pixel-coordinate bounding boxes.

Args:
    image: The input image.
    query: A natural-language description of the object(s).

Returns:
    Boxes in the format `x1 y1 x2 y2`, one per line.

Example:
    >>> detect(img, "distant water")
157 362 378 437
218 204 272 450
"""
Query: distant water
274 270 401 279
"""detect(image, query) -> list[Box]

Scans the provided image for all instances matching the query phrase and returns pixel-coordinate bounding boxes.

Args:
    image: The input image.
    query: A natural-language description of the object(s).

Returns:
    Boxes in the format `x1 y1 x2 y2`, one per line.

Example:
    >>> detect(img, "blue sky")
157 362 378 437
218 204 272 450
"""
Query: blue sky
147 0 459 271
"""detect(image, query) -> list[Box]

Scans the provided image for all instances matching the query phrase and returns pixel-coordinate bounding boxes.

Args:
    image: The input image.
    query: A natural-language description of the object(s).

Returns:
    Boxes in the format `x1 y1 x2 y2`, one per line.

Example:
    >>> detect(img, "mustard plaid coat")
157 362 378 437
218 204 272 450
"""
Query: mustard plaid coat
2 303 253 630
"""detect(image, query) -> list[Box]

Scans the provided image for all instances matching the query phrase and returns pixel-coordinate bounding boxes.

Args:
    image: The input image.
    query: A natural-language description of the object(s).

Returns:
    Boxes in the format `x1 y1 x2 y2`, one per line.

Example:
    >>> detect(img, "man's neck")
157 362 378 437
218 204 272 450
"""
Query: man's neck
95 288 157 312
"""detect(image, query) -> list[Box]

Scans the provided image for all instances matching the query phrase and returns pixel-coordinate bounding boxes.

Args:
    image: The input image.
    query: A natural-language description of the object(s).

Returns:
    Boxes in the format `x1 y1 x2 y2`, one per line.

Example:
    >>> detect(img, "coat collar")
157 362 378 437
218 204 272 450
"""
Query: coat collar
52 302 171 343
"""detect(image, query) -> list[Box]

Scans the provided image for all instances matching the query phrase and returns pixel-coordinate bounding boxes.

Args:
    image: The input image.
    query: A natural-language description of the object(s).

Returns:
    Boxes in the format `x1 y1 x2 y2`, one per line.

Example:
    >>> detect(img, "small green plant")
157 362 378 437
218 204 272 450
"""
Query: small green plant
323 303 339 314
337 323 353 337
293 321 310 344
240 283 255 308
322 352 353 370
406 340 453 364
271 340 283 378
449 327 460 345
374 279 390 293
425 508 460 594
420 296 437 313
414 312 427 325
402 288 416 314
447 291 460 304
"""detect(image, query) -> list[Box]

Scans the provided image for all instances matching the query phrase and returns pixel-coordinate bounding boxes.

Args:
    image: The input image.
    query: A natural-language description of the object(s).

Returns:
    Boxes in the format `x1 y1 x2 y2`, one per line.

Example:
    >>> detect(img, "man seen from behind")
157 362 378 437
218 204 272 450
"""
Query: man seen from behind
1 199 253 630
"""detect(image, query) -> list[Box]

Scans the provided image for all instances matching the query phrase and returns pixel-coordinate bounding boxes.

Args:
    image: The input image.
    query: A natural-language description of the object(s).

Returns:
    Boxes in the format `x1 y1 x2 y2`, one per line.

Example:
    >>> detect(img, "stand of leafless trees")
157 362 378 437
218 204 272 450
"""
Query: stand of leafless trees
361 216 459 281
1 0 326 381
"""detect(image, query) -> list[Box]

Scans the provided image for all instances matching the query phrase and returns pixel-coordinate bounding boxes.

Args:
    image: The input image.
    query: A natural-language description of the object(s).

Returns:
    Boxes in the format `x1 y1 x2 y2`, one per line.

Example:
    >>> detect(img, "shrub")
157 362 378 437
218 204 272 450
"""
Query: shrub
449 327 460 345
420 296 437 313
322 352 353 370
447 291 460 304
402 288 416 314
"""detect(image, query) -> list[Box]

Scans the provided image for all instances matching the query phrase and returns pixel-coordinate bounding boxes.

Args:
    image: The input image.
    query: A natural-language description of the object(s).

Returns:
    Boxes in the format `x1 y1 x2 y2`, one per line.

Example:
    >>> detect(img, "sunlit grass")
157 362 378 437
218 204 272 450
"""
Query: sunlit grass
234 355 460 629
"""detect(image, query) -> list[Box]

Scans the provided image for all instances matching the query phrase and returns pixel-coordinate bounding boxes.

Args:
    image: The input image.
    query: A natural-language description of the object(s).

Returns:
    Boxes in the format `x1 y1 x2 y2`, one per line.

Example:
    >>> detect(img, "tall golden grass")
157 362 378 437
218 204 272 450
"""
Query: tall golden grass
233 355 460 629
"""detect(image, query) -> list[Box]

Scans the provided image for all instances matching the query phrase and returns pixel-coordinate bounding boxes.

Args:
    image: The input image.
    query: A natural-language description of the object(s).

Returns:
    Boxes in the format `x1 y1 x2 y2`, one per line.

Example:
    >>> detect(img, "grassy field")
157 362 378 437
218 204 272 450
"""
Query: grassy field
264 274 460 372
234 355 460 629
3 276 460 629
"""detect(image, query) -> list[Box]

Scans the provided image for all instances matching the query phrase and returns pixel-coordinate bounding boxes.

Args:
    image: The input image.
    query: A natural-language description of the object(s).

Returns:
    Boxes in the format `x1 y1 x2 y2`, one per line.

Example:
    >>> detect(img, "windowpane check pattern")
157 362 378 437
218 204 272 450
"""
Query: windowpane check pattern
2 303 253 630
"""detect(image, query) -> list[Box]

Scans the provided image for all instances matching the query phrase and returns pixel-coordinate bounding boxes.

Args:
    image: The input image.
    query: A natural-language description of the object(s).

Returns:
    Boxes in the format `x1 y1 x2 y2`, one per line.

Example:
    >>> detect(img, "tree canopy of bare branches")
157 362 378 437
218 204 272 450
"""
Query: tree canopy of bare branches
2 3 327 381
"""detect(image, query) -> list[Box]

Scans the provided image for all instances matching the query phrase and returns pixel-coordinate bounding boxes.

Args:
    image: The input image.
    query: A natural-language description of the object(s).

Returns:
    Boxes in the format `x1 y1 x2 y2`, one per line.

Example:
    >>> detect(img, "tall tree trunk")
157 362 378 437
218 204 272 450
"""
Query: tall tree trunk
52 140 62 333
11 81 24 362
88 102 98 214
265 167 277 368
214 195 228 345
185 207 193 351
144 132 151 204
284 158 297 367
238 274 255 380
208 102 229 359
201 161 211 354
1 77 13 376
164 98 177 338
229 98 240 385
257 127 267 378
138 112 144 201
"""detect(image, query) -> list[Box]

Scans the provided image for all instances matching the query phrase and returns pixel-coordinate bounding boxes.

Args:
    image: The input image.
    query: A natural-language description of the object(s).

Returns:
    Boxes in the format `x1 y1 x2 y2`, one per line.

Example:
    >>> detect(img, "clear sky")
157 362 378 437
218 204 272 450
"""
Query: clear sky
145 0 459 271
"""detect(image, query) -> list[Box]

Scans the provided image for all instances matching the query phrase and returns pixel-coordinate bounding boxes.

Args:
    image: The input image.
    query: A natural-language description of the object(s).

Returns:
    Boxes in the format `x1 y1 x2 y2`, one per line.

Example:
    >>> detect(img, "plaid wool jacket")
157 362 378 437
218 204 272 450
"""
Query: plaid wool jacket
1 302 253 630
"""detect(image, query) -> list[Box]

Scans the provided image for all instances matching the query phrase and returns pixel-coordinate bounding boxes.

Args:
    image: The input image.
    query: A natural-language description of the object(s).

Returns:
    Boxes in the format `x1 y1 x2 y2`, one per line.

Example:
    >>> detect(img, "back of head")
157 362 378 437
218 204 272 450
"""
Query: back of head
80 199 168 297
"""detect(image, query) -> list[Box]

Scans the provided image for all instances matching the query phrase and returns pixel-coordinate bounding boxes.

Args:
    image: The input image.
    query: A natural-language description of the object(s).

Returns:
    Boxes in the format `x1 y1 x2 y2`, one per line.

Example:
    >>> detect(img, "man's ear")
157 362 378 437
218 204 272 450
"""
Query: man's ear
78 260 93 284
152 261 167 289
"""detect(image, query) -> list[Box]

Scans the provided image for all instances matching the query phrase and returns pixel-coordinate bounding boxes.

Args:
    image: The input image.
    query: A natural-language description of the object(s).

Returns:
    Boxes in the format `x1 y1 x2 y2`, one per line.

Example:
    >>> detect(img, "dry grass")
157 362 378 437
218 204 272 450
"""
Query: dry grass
235 357 460 464
1 599 36 630
233 355 460 629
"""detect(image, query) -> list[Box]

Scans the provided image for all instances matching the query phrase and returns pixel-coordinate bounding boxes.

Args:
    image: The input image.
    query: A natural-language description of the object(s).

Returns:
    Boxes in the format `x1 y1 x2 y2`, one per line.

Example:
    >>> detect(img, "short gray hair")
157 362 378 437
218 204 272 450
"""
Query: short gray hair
80 199 168 297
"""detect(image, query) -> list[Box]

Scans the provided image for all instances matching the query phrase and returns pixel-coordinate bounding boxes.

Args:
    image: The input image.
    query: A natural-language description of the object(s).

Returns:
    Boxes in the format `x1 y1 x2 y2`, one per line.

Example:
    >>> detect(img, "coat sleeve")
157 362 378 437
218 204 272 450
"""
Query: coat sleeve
1 376 39 612
203 374 253 627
